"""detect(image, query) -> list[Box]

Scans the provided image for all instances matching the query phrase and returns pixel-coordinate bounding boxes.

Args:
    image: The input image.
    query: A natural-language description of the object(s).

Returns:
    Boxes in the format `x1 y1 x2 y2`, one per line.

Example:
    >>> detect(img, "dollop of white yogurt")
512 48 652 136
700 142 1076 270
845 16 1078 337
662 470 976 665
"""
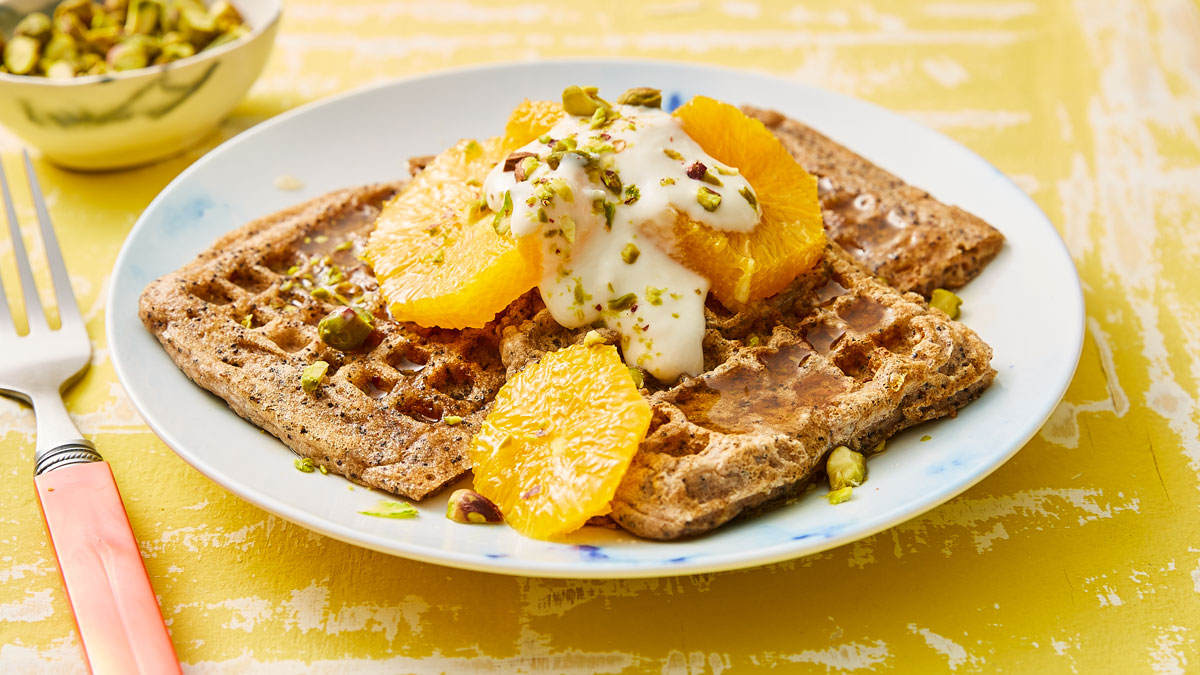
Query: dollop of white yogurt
483 103 761 382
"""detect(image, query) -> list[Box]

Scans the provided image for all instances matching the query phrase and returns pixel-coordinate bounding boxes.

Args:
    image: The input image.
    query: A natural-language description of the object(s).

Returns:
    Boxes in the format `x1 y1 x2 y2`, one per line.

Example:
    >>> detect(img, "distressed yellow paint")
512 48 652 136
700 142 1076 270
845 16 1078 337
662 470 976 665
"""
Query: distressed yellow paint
3 0 1199 672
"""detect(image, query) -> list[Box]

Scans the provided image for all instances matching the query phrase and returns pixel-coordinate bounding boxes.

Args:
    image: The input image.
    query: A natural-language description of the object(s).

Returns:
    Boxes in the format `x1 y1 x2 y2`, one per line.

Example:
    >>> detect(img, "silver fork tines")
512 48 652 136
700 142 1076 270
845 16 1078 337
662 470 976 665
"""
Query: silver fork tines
0 152 101 475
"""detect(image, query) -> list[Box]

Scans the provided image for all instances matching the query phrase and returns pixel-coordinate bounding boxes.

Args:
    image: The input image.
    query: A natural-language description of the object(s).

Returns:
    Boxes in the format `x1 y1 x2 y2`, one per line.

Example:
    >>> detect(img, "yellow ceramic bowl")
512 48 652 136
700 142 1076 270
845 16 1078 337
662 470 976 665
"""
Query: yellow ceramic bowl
0 0 281 170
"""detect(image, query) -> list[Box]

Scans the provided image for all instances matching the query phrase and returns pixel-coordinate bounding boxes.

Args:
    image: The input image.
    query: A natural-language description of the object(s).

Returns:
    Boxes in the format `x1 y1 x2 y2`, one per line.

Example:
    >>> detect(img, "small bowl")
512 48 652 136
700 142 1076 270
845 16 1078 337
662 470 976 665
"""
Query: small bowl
0 0 281 170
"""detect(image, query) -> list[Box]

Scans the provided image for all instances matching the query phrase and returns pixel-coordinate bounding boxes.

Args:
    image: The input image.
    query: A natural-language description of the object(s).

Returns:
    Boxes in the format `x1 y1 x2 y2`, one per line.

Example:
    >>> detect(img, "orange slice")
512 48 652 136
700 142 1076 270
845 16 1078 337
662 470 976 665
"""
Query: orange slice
364 100 563 329
469 342 652 540
648 95 825 308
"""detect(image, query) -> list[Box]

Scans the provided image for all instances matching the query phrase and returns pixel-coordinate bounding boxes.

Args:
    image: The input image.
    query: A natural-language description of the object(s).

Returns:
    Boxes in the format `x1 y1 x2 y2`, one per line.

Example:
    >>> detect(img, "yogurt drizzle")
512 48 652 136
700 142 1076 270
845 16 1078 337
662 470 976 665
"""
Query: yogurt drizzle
483 102 761 382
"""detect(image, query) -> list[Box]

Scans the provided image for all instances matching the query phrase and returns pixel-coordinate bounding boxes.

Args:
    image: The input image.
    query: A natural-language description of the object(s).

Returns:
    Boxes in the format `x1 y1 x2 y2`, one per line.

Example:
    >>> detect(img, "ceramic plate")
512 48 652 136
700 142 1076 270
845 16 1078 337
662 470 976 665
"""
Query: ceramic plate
108 60 1083 578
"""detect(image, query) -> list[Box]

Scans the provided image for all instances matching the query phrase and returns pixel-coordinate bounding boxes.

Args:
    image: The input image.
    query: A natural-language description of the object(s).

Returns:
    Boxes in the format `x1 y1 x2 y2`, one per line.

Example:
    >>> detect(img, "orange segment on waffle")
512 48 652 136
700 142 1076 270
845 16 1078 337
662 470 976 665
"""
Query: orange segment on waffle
645 96 825 308
468 342 652 540
502 99 563 149
364 101 562 329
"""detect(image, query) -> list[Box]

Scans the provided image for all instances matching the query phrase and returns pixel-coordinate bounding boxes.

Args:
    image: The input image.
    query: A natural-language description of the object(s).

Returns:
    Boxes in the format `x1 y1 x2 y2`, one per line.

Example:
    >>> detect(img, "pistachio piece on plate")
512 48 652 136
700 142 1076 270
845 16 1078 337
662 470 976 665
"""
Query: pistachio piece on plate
446 489 503 524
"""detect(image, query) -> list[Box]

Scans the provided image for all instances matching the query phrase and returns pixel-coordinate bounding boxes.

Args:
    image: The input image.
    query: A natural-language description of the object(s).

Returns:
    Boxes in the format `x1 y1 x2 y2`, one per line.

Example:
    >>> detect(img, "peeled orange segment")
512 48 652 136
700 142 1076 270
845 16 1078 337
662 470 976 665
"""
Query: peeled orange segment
365 139 538 328
502 99 563 149
364 100 562 329
646 96 825 308
469 343 652 540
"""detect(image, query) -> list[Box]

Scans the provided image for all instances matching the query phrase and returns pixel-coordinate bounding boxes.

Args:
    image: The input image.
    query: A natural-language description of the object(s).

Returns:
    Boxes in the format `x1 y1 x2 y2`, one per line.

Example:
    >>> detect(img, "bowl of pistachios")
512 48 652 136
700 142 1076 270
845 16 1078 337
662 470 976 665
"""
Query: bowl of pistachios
0 0 280 170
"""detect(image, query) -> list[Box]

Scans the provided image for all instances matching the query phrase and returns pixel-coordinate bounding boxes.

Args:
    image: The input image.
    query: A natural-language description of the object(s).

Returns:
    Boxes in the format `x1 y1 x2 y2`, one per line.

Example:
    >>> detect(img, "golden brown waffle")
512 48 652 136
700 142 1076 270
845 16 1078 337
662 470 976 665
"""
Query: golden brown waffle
501 244 995 539
744 106 1005 298
143 160 995 538
139 183 511 500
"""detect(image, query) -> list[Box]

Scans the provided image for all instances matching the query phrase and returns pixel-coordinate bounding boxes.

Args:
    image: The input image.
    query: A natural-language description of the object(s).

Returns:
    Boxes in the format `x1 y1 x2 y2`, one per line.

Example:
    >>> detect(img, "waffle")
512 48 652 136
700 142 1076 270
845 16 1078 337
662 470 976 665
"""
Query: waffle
139 183 512 500
143 139 996 539
744 106 1005 298
500 244 995 539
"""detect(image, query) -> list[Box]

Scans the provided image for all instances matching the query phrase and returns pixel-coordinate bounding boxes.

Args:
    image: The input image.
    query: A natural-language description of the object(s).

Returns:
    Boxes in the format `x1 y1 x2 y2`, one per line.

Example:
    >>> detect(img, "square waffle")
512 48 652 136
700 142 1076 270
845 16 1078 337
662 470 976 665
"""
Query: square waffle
139 183 511 500
143 120 999 537
500 244 995 539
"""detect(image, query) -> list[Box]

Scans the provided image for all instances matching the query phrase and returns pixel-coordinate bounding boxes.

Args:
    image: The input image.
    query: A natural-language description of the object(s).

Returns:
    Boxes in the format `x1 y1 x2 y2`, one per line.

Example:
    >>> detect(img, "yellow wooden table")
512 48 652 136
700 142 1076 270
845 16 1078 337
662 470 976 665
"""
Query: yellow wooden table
3 1 1199 672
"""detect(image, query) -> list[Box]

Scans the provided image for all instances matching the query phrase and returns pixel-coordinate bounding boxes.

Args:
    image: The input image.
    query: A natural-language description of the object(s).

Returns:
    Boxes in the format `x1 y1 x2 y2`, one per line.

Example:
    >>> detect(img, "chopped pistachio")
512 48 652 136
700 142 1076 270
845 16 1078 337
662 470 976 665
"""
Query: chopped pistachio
333 240 354 252
286 265 300 276
561 85 610 117
15 13 53 44
559 215 576 244
43 33 78 62
318 306 374 351
697 186 722 212
827 446 866 490
623 185 640 205
581 139 614 155
516 155 539 182
45 60 75 79
443 415 463 426
124 0 159 35
359 500 419 519
83 24 119 52
608 293 637 311
310 287 333 301
621 243 640 264
828 487 853 504
714 164 739 176
616 87 662 107
739 186 758 209
54 0 93 24
491 190 513 236
106 39 149 71
318 464 328 475
294 457 316 473
663 148 684 161
583 330 605 347
301 361 329 393
921 435 932 442
929 288 962 320
240 314 253 329
431 248 445 264
645 287 664 305
660 177 675 186
538 133 553 144
602 201 616 229
747 334 761 347
550 178 574 202
627 367 645 389
870 439 886 454
601 170 622 195
280 280 293 292
589 107 608 129
445 489 503 524
179 6 217 46
209 0 244 32
3 36 40 75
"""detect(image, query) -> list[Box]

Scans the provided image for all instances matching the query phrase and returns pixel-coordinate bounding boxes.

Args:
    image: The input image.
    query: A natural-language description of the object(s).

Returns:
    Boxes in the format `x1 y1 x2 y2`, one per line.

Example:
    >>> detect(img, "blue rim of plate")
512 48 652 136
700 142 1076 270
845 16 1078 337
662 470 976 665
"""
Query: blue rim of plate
107 59 1085 578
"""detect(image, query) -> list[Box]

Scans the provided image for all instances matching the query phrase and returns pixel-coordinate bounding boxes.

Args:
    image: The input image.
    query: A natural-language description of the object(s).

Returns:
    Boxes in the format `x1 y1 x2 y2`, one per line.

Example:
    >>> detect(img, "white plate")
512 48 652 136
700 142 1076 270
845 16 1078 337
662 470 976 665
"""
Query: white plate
108 60 1083 578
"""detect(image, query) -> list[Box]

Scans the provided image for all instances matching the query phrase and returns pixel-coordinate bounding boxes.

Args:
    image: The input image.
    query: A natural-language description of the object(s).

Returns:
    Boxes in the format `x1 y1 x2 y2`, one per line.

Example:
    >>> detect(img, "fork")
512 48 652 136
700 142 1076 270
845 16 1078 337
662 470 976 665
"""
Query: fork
0 152 181 675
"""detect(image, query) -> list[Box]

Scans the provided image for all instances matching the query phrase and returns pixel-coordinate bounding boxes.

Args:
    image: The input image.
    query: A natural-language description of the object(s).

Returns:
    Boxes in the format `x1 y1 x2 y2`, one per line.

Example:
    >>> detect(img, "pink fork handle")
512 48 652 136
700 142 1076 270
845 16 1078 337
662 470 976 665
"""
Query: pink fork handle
35 462 181 675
